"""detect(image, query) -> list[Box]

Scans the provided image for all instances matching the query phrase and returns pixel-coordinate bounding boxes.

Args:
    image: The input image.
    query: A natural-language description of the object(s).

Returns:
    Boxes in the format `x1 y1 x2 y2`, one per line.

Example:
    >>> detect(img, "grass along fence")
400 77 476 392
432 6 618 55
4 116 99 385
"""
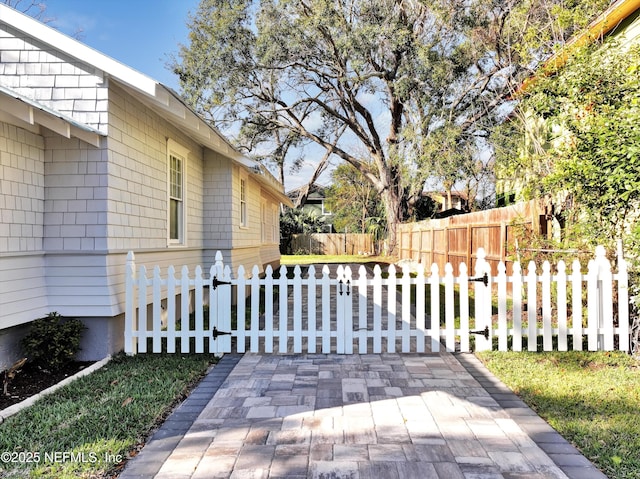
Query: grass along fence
124 246 630 355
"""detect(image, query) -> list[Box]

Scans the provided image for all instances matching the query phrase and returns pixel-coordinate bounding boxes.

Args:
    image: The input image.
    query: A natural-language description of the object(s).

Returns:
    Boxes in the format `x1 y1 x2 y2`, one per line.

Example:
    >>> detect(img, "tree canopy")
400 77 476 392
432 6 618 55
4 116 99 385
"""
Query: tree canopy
172 0 608 252
324 162 385 234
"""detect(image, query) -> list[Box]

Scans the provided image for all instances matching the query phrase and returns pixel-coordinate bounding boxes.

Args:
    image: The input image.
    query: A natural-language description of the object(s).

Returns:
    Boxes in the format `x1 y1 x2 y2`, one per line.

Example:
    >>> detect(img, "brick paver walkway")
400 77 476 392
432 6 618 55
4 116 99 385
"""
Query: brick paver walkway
120 352 605 479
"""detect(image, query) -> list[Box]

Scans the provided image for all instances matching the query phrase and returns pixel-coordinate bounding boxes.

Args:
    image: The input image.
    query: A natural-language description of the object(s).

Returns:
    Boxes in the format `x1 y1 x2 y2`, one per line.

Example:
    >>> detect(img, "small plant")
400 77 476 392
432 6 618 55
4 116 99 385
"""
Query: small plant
21 312 86 370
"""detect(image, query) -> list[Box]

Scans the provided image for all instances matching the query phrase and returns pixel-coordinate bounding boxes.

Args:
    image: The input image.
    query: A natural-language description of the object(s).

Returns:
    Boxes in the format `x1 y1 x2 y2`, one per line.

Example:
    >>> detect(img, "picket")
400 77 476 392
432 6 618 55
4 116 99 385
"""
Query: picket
124 246 631 356
357 265 368 354
557 261 568 352
511 262 522 352
308 265 318 354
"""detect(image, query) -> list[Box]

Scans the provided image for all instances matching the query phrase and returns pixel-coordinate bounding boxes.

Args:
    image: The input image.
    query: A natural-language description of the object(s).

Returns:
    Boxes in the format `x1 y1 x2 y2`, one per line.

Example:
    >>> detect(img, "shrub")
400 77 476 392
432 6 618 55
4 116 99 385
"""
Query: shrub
21 312 86 370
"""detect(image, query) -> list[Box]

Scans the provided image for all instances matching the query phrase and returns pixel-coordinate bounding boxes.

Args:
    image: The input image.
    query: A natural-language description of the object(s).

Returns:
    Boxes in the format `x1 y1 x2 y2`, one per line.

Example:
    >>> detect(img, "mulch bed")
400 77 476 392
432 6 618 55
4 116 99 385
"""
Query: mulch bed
1 361 95 410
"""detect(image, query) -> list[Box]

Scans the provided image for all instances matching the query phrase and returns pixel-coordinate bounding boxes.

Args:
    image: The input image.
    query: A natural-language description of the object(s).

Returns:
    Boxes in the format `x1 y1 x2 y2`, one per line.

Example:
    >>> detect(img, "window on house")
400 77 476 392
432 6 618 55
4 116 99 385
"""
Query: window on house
167 140 188 245
240 179 247 227
261 203 266 242
321 200 332 215
272 207 278 243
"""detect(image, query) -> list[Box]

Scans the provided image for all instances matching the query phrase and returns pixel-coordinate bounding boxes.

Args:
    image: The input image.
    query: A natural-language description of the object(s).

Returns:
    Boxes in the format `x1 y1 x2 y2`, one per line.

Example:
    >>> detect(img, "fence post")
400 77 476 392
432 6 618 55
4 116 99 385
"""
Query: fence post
124 251 136 355
617 242 630 353
474 248 492 351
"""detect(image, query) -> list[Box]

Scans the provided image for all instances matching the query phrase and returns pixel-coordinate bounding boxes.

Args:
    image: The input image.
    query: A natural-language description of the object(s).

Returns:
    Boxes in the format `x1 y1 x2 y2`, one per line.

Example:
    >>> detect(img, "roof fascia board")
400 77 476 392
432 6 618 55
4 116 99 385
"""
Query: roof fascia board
546 0 640 72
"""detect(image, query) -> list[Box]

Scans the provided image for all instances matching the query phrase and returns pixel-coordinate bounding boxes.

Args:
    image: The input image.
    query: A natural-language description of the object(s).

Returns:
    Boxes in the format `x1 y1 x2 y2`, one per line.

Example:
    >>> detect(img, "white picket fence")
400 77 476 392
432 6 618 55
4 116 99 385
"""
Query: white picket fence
124 246 630 355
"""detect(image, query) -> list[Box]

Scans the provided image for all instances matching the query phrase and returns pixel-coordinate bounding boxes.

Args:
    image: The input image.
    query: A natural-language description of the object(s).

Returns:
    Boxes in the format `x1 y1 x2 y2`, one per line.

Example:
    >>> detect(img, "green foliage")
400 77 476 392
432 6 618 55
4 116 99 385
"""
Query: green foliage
495 39 640 256
21 312 85 371
279 208 327 254
325 163 385 234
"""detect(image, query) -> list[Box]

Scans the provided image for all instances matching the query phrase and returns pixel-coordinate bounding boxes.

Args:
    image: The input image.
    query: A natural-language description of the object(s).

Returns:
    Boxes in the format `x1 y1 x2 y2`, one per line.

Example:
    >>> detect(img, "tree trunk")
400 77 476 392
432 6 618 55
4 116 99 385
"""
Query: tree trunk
380 180 403 256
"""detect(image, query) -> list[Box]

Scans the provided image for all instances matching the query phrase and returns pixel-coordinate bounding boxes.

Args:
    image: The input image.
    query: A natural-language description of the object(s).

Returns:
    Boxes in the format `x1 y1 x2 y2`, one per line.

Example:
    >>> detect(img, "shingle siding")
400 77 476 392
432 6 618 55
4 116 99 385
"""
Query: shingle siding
0 23 108 132
0 120 45 253
42 135 108 251
106 83 205 251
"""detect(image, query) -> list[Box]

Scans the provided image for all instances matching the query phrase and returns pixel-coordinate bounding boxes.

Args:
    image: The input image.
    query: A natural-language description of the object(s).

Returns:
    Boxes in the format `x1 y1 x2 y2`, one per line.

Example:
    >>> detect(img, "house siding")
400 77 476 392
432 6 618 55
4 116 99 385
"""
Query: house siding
0 5 288 363
43 135 108 251
203 149 234 251
0 23 108 132
0 253 48 329
0 120 44 253
0 121 49 331
105 82 205 251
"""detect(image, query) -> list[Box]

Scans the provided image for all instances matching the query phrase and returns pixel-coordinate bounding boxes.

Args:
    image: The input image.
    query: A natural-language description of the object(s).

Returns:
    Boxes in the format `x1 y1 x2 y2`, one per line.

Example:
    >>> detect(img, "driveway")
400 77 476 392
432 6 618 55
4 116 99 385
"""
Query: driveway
119 352 605 479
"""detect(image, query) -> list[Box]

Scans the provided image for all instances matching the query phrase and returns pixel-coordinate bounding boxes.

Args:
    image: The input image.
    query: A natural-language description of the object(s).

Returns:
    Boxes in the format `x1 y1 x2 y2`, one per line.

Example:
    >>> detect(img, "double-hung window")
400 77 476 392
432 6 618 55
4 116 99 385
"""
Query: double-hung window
168 140 188 245
240 178 247 227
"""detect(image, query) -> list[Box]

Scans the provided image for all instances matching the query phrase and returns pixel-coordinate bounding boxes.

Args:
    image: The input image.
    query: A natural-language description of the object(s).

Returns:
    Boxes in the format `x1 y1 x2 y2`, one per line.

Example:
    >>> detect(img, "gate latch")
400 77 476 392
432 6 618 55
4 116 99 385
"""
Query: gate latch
212 327 232 339
470 326 490 340
339 279 351 296
212 276 232 290
468 273 488 287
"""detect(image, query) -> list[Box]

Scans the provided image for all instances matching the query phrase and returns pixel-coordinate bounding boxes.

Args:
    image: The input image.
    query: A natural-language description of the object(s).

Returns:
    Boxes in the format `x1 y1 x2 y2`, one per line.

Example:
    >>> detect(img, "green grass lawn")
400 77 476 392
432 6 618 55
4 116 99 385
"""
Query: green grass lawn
0 353 216 479
280 254 394 265
477 351 640 479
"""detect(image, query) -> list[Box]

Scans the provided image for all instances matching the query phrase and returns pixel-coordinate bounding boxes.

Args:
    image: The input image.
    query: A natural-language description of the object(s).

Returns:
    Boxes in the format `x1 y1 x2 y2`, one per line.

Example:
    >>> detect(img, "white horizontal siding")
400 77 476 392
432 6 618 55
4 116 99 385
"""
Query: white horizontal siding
51 249 208 316
0 253 49 328
0 248 216 333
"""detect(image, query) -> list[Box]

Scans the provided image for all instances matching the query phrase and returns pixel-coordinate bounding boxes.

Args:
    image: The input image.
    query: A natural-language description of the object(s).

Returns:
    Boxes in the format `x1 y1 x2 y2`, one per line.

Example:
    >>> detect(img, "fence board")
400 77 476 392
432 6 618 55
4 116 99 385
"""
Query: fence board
124 246 630 356
497 262 508 352
264 265 274 354
512 263 523 352
289 233 374 255
387 264 397 354
308 265 318 354
357 265 368 354
237 265 247 354
397 200 538 274
557 262 568 351
321 265 331 353
542 262 552 351
429 263 440 353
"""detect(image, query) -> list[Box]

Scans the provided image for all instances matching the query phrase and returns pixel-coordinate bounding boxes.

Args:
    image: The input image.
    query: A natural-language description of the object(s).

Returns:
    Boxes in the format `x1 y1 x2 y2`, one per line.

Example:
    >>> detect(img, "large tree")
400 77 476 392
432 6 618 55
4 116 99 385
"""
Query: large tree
172 0 607 252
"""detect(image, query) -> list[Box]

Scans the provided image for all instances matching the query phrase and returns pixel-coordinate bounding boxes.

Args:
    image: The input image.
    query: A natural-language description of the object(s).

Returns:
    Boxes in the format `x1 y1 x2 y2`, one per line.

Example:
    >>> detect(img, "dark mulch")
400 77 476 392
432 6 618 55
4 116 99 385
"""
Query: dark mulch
1 361 95 410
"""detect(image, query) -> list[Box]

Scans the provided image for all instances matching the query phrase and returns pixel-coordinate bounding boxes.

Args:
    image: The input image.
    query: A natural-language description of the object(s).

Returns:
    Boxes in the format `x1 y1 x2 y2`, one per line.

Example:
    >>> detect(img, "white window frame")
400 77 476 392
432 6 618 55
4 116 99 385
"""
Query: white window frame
167 139 189 246
240 177 248 228
261 202 266 242
272 205 278 243
321 200 332 215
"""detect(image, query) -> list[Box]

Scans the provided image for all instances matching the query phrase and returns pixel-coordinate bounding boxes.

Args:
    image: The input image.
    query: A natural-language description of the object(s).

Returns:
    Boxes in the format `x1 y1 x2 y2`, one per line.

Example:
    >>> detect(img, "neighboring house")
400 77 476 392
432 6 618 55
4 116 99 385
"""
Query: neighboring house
287 184 335 232
496 0 640 206
0 5 291 367
428 191 469 215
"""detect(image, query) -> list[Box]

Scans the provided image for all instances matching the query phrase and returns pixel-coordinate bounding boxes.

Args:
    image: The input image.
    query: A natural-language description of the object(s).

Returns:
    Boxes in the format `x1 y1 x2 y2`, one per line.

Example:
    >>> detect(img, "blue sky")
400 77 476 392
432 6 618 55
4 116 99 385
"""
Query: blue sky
45 0 200 89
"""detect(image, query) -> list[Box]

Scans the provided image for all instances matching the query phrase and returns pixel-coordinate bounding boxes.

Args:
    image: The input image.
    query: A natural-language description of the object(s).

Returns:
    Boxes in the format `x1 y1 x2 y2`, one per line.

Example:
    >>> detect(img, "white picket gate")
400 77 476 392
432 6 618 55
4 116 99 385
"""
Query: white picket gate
124 247 630 355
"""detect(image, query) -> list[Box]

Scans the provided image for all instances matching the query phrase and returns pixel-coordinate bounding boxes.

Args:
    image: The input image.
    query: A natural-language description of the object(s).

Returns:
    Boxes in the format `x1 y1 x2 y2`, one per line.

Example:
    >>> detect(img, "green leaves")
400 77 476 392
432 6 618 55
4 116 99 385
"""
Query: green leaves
502 37 640 249
21 313 86 371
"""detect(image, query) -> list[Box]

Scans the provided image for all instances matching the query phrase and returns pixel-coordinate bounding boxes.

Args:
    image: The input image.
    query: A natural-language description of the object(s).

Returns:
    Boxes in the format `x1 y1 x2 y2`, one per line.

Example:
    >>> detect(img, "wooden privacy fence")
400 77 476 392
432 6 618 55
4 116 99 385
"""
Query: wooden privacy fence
289 233 374 255
397 200 538 274
124 246 630 355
